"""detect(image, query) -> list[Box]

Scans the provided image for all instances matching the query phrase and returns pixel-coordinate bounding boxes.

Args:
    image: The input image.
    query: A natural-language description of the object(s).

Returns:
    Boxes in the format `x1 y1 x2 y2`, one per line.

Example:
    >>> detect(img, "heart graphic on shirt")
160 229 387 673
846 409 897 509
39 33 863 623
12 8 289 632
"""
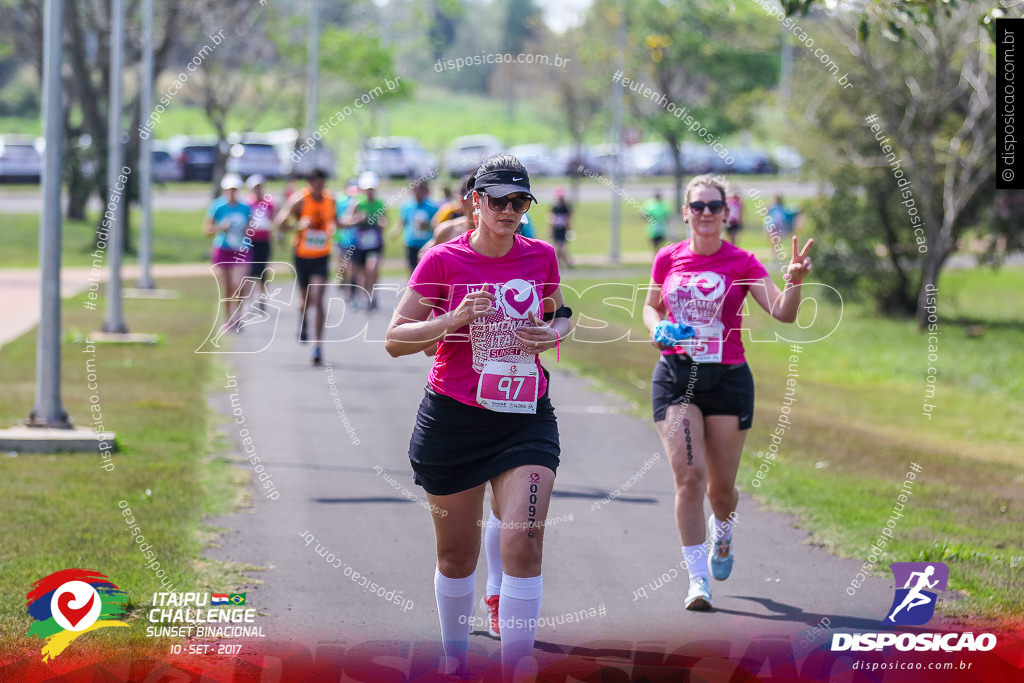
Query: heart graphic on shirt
686 271 726 300
498 279 539 319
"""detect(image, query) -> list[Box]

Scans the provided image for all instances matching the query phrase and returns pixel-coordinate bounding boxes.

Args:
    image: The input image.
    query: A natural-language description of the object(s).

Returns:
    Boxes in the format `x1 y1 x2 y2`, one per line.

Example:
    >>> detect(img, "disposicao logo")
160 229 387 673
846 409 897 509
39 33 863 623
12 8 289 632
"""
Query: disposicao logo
26 569 130 662
884 561 947 626
831 562 997 653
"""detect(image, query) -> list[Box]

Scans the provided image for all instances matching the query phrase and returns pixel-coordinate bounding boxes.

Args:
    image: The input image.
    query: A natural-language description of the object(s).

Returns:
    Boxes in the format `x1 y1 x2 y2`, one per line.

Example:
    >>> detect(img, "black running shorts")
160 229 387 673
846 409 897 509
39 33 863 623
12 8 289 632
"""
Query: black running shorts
651 354 755 430
294 254 329 291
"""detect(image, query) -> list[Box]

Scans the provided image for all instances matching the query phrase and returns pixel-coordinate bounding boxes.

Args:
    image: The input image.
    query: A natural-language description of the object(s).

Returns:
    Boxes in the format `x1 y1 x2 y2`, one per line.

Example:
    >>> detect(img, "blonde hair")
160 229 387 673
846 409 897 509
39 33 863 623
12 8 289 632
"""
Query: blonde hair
684 174 729 204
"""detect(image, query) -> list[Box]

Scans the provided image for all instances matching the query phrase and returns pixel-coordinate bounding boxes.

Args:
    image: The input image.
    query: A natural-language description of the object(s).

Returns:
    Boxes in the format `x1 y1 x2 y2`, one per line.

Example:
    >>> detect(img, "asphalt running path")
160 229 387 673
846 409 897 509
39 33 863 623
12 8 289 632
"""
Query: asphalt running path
203 276 899 670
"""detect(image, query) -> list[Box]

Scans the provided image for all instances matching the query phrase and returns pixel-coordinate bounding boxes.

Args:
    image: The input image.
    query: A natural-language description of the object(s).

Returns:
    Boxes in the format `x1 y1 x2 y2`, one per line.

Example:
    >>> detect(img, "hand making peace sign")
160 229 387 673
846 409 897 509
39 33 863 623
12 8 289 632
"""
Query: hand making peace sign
786 236 814 284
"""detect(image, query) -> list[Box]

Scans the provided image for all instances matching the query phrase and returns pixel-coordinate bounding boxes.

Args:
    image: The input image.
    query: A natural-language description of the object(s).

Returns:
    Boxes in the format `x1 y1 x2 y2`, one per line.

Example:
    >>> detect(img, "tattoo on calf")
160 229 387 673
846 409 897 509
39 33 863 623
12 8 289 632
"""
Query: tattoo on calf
527 472 540 537
683 419 693 466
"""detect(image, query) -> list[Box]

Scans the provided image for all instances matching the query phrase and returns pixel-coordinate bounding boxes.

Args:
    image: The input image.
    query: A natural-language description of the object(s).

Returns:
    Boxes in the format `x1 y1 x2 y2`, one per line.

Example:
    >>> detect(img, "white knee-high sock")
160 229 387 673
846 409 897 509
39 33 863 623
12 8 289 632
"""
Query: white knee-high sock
434 567 475 674
484 511 504 598
499 573 542 680
683 544 709 582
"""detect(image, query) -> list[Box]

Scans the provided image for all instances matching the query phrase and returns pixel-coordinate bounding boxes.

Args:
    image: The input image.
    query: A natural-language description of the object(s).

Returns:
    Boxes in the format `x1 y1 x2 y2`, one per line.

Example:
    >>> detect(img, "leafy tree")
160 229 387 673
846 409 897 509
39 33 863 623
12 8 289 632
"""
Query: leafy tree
791 3 1005 325
620 0 779 213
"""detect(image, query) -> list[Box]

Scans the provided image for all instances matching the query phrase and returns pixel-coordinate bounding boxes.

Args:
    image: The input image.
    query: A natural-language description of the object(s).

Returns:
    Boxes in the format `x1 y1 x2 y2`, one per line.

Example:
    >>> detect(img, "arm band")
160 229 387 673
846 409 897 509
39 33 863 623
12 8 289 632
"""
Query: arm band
543 306 573 322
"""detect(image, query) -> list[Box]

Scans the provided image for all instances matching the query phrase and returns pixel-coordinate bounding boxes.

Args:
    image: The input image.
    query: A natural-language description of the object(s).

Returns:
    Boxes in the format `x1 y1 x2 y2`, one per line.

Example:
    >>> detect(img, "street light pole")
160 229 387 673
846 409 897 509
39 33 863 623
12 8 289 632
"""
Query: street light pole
138 0 155 290
29 0 70 428
103 0 128 333
305 0 319 164
609 3 627 264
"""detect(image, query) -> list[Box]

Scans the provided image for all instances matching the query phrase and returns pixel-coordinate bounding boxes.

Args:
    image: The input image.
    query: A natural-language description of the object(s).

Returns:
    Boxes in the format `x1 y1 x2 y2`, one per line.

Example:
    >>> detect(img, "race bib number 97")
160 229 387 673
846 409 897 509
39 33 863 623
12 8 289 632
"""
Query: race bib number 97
477 361 539 413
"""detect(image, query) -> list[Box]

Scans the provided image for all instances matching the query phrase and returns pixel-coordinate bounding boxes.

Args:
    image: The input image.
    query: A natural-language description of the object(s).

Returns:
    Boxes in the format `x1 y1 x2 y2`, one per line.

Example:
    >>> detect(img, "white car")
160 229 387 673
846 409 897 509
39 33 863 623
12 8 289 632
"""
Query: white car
151 143 183 182
508 144 561 177
0 136 42 182
445 134 503 178
591 143 636 176
227 141 284 179
627 142 675 176
356 137 437 179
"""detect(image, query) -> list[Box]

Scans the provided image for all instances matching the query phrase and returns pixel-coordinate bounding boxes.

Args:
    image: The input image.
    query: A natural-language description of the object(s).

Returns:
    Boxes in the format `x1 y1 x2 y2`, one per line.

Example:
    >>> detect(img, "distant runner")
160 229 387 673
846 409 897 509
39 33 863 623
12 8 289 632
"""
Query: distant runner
549 188 573 268
204 173 251 335
643 191 671 255
643 174 814 611
343 171 387 310
245 174 276 308
725 188 743 245
397 179 439 272
276 169 337 366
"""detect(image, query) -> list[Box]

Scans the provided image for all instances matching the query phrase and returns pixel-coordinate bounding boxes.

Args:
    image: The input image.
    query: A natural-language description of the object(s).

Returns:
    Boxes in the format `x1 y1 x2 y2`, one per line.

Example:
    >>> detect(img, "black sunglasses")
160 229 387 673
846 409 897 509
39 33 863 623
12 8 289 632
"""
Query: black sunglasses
687 200 726 214
480 191 532 213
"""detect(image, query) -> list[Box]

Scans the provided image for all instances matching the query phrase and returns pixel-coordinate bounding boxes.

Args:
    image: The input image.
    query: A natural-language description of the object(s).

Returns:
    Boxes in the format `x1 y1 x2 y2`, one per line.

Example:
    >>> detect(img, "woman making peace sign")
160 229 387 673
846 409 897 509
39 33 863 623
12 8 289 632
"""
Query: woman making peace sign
642 174 814 611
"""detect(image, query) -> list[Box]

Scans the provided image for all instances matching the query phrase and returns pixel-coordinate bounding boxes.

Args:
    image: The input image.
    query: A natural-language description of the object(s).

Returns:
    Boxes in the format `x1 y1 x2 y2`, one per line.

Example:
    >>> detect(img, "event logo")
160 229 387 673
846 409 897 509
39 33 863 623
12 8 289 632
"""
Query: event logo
884 562 948 625
831 560 995 653
497 279 540 319
26 569 130 662
686 271 726 301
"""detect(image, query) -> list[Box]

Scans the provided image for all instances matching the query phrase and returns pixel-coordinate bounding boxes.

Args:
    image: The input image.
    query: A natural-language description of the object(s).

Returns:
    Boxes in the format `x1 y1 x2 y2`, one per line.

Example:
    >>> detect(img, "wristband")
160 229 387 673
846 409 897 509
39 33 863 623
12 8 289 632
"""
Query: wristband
543 306 573 322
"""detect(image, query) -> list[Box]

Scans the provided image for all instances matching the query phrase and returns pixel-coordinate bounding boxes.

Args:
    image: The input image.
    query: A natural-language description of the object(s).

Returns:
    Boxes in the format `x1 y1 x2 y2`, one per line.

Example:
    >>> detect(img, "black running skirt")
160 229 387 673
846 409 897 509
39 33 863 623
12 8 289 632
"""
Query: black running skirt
408 374 560 496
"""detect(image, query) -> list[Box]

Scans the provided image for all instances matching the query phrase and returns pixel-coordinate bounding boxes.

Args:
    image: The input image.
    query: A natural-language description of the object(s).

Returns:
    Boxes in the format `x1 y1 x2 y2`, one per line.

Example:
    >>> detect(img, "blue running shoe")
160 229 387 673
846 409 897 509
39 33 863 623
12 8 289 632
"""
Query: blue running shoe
685 576 712 611
312 347 323 366
708 514 734 581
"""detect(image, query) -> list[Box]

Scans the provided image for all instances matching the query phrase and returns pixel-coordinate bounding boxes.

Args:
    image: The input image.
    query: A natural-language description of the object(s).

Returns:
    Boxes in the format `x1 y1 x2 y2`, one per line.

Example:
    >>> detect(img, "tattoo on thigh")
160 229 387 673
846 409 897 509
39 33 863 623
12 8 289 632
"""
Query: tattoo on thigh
683 419 693 466
527 472 540 537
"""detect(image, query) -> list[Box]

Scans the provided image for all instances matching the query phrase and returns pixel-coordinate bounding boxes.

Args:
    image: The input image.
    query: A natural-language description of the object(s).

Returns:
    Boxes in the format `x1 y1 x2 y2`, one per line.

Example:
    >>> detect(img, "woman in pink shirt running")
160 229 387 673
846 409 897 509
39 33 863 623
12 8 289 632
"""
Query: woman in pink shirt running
642 174 814 611
386 154 573 679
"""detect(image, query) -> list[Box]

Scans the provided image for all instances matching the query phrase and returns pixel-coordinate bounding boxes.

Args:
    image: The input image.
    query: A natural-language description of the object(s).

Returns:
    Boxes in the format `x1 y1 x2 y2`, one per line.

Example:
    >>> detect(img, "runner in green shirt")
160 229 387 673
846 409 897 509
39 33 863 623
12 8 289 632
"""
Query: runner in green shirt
643 191 671 255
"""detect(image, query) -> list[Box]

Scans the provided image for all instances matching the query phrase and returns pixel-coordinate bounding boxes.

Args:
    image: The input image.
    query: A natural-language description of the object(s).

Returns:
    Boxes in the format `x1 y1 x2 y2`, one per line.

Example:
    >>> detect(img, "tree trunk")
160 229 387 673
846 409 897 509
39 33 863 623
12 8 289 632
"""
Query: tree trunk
915 248 947 329
570 137 583 208
669 138 683 239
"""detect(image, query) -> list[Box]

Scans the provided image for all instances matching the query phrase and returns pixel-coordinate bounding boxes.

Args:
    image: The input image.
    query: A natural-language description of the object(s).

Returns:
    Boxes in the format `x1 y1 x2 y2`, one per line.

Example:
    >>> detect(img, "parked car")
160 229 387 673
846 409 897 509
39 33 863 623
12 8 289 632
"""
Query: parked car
356 136 437 179
727 147 778 175
773 145 804 173
262 128 337 178
0 136 42 182
627 141 675 176
226 141 284 179
555 145 605 177
170 138 218 181
507 143 561 177
151 143 183 182
681 142 731 174
445 134 503 178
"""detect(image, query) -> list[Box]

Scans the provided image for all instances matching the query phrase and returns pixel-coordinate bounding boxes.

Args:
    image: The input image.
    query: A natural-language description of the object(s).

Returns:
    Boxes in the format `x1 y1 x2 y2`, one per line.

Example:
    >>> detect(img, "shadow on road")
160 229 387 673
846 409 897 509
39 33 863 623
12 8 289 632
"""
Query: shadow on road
714 595 883 631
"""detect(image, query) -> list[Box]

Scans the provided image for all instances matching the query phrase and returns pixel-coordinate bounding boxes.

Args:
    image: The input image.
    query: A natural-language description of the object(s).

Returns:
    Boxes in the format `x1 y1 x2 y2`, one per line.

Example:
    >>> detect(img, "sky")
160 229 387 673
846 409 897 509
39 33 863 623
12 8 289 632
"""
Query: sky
540 0 591 33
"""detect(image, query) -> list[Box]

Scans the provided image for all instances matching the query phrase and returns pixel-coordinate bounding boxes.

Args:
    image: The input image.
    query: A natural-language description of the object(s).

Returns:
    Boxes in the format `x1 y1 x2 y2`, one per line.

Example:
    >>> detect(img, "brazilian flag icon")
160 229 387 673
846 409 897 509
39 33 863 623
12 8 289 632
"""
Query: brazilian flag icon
228 593 246 605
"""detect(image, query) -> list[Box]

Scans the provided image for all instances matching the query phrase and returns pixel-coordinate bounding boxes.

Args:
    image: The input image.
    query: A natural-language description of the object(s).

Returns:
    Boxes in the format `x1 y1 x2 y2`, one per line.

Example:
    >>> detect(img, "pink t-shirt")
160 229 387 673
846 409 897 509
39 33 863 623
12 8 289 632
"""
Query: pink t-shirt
652 239 769 364
247 194 276 241
408 232 561 408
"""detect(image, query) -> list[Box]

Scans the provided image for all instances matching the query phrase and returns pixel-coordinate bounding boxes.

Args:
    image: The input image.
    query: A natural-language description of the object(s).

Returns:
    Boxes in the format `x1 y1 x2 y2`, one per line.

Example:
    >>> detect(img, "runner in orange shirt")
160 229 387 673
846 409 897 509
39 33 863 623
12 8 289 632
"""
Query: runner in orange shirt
276 169 337 365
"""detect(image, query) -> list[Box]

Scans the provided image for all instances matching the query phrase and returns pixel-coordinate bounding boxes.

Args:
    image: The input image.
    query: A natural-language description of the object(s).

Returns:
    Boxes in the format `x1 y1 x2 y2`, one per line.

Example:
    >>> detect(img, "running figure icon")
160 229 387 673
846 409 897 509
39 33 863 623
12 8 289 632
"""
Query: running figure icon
886 565 939 623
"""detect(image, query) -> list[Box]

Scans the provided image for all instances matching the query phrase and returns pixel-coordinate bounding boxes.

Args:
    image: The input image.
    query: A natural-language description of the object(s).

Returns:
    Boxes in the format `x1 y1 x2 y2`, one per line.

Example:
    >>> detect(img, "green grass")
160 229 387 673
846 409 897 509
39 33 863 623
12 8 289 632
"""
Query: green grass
0 278 254 655
2 211 212 268
557 264 1024 622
